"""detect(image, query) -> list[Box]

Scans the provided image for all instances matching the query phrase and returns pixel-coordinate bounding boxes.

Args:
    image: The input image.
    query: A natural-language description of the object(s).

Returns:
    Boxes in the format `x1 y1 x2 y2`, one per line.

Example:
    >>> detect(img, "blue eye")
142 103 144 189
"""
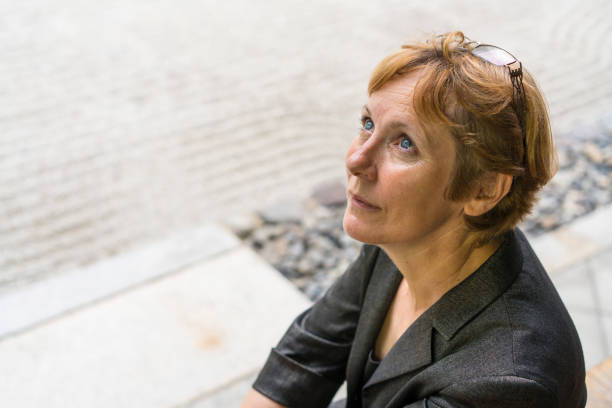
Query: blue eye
363 118 374 131
399 136 413 150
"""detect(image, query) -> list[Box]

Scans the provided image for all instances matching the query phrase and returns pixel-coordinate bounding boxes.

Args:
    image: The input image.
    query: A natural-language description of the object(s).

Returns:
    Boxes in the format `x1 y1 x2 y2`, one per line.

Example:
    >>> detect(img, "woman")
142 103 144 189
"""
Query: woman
241 32 586 408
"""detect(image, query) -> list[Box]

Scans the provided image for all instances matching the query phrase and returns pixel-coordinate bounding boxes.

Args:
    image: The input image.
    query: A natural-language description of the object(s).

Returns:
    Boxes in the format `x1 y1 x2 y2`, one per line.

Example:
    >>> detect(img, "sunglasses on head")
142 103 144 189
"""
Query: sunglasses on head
469 43 527 142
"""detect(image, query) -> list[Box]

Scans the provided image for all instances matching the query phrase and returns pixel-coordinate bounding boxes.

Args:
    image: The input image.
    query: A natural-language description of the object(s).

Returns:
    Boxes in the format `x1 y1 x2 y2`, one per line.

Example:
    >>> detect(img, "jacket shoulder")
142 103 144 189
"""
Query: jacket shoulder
502 229 586 407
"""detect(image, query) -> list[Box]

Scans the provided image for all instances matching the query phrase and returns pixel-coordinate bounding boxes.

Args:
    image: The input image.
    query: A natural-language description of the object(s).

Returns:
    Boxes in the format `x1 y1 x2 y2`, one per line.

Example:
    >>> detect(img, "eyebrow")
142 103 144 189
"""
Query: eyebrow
362 104 432 149
362 104 413 131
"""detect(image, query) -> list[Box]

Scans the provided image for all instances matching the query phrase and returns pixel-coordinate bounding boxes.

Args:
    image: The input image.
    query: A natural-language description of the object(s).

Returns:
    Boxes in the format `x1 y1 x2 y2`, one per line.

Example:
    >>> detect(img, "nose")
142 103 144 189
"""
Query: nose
346 138 378 181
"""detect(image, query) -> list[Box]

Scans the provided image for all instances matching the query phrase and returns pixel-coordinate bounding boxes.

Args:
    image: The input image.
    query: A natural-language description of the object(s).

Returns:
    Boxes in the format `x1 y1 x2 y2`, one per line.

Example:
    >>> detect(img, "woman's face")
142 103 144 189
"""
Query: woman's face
343 71 466 248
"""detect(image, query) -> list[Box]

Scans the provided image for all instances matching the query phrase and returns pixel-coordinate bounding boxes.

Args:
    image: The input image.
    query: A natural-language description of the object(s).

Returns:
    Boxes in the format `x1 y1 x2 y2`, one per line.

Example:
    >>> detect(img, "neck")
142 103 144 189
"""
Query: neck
380 228 502 314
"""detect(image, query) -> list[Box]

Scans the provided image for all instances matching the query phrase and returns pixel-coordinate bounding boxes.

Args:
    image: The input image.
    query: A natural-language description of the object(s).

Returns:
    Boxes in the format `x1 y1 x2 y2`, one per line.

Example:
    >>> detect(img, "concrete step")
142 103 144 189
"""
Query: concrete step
0 239 310 407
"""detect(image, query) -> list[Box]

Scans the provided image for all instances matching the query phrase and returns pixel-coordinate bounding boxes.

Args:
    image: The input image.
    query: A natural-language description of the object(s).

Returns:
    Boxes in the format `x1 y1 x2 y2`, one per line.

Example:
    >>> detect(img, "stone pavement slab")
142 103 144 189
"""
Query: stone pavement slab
532 204 612 369
591 250 612 314
183 373 258 408
568 309 609 370
551 262 597 312
0 245 310 408
0 223 240 339
529 204 612 275
603 318 612 360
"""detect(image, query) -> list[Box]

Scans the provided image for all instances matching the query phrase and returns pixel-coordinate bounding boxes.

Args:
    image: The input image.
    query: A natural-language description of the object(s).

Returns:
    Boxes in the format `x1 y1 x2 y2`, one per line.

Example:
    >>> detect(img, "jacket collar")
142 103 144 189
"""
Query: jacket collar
356 229 523 389
430 230 522 340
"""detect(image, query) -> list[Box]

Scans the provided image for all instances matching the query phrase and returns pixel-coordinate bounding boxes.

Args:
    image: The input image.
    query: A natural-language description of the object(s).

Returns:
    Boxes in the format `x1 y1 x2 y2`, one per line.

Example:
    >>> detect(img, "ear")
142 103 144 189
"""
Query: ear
464 172 513 217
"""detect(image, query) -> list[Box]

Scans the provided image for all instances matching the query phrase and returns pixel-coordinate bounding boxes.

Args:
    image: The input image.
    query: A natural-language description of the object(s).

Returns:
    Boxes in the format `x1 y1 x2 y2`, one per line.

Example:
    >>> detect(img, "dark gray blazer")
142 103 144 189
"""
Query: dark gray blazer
253 229 587 407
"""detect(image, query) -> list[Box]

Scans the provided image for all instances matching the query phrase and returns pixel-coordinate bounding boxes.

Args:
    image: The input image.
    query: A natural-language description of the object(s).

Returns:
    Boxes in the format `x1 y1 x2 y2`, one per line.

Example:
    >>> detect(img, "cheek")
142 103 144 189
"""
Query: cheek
382 166 448 210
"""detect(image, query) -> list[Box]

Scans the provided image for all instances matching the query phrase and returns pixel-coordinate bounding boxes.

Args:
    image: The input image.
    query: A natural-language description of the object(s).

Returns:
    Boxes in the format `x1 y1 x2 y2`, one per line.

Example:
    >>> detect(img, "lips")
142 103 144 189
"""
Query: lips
348 191 381 210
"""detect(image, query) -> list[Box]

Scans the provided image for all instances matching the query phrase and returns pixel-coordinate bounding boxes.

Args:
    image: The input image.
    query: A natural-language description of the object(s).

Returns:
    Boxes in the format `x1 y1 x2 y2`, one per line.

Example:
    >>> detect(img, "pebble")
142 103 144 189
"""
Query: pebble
557 149 575 169
311 180 347 207
287 240 306 260
223 213 263 239
549 169 575 191
258 200 304 224
584 142 604 164
228 116 612 301
537 215 558 230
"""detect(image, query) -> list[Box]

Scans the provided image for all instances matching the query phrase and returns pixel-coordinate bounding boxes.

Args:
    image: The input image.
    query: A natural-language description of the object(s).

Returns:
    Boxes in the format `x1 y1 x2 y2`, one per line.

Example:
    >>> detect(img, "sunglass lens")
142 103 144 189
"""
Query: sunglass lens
472 45 516 66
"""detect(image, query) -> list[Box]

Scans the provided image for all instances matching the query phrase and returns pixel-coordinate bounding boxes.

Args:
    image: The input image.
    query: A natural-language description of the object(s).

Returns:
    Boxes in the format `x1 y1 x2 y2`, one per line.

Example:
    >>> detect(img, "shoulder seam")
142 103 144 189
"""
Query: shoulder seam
501 292 518 377
501 292 556 398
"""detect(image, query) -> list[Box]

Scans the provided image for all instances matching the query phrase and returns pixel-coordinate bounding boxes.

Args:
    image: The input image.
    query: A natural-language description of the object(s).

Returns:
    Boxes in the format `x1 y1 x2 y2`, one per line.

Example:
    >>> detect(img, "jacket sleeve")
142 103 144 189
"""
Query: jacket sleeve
402 375 564 408
252 244 380 408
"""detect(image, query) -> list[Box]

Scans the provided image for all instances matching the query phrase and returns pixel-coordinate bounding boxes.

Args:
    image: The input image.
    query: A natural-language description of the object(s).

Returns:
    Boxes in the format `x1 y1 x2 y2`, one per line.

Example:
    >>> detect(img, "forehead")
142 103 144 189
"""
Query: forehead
368 73 420 116
367 72 433 142
366 71 455 153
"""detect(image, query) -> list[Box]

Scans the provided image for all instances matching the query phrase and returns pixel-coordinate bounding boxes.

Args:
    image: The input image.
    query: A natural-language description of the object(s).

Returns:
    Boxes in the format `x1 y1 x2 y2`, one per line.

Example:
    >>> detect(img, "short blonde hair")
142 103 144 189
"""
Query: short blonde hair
369 31 556 245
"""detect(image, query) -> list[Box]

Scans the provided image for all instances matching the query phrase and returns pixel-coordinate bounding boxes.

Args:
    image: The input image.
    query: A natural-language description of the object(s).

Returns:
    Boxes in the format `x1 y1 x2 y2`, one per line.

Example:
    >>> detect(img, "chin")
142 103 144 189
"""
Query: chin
343 211 381 245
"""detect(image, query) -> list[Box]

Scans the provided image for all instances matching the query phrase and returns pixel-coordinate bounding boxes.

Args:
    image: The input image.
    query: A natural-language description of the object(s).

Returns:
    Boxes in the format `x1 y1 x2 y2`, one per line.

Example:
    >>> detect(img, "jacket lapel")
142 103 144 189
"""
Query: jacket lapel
363 310 433 389
346 252 403 398
360 230 522 392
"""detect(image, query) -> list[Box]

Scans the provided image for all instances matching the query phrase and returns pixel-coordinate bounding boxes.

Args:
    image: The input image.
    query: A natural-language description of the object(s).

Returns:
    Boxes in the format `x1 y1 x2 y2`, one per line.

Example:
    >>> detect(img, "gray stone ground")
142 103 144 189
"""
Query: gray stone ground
1 0 612 291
